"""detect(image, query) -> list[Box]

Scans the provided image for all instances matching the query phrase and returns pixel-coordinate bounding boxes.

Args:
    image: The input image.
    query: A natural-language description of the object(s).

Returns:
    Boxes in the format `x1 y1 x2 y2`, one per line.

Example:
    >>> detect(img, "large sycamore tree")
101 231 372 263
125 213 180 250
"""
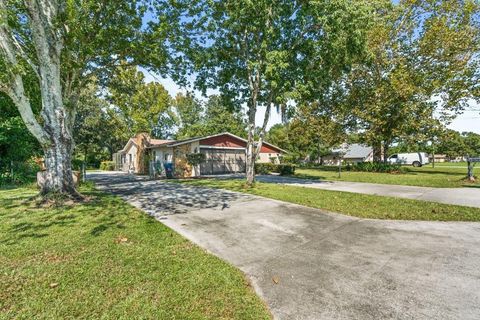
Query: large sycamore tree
0 0 150 196
151 0 374 184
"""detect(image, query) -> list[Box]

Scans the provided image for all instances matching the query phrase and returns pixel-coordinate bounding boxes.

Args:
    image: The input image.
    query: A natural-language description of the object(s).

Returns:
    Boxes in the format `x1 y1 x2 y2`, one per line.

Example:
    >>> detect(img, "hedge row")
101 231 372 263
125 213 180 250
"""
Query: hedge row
100 161 115 171
255 163 296 175
347 162 406 173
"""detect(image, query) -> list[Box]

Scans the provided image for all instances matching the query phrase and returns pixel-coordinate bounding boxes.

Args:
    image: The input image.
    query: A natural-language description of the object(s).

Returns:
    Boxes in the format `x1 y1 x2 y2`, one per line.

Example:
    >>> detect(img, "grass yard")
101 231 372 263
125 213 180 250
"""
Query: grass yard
295 164 479 188
0 185 270 319
173 179 480 221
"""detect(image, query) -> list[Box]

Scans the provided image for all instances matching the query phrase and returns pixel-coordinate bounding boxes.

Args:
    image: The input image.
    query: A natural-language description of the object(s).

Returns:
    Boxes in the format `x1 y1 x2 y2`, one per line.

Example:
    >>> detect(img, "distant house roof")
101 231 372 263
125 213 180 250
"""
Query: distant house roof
343 144 373 159
330 143 373 160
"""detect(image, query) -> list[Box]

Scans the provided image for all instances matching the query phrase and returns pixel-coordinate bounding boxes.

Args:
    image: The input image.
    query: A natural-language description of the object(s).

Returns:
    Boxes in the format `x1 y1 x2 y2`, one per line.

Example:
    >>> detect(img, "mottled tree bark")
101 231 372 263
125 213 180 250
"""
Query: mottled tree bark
0 0 80 197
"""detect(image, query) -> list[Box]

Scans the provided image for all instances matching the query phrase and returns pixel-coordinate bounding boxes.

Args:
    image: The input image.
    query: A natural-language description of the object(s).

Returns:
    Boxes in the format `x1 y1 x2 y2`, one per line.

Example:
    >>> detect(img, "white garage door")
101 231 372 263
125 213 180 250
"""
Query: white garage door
200 148 246 175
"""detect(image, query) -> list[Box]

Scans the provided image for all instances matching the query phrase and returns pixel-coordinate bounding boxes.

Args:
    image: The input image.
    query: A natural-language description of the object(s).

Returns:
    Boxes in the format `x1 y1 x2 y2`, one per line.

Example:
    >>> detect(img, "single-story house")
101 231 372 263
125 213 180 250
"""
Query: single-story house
322 143 378 165
113 132 286 177
429 154 447 163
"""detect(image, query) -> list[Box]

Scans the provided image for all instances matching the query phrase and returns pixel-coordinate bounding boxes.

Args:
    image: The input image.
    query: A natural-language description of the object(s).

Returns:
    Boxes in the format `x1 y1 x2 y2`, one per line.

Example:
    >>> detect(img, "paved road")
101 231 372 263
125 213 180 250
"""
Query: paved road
256 175 480 208
90 172 480 320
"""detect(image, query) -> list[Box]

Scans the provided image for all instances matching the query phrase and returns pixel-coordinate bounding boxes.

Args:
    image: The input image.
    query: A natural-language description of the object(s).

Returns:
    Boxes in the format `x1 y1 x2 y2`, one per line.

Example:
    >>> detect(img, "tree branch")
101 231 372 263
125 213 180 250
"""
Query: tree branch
0 1 48 145
10 33 40 79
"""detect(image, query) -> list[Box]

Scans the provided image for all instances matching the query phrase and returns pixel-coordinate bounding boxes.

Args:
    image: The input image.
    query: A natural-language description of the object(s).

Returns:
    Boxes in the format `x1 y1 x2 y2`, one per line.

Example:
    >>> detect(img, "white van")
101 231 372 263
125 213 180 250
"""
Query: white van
387 152 429 167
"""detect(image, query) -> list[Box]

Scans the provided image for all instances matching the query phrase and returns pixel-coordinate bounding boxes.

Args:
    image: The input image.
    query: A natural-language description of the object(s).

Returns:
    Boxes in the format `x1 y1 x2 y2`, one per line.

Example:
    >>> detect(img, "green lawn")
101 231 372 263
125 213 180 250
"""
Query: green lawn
0 185 270 319
294 164 479 188
173 179 480 221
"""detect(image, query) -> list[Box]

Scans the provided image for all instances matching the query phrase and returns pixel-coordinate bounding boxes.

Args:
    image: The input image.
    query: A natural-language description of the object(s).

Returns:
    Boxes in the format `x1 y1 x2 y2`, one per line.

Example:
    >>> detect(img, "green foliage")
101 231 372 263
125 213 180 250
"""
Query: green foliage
254 163 275 175
173 93 204 139
392 130 480 159
277 164 296 176
100 161 115 171
347 162 405 173
186 153 206 166
338 1 480 158
150 0 374 183
108 65 175 138
255 163 295 176
0 159 40 186
0 93 41 184
73 83 130 167
174 94 246 139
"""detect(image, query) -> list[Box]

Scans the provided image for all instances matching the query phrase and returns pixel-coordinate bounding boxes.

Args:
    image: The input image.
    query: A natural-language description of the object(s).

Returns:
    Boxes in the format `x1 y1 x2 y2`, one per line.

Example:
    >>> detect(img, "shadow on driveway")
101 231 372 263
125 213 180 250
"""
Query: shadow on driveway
89 172 253 216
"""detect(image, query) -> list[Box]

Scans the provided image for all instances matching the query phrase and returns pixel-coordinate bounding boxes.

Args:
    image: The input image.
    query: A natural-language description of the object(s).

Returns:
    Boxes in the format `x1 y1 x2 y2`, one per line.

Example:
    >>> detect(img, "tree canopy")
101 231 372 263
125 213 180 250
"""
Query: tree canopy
150 0 375 183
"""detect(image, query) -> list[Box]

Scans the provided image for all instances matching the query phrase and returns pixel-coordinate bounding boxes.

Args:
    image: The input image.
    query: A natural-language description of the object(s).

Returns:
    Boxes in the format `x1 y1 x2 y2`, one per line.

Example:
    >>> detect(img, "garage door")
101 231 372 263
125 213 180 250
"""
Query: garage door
200 148 246 175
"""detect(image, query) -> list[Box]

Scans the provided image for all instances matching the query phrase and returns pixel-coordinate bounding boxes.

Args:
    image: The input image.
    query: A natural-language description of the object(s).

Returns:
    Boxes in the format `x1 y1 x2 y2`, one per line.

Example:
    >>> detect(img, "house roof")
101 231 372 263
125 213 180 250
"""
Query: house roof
343 144 373 159
145 132 287 153
118 138 137 154
149 139 175 146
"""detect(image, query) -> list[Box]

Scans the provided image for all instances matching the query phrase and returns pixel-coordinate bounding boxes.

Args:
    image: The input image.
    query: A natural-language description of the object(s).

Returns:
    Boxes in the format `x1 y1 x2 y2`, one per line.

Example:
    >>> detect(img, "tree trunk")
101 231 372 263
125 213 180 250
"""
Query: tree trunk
383 142 389 164
0 0 80 198
41 136 77 196
246 109 256 185
372 142 382 163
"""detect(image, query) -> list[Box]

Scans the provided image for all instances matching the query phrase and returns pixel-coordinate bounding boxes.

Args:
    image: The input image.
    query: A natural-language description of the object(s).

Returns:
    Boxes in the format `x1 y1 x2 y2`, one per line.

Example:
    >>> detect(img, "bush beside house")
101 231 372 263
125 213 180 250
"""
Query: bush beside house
100 161 115 171
347 162 405 173
255 163 296 175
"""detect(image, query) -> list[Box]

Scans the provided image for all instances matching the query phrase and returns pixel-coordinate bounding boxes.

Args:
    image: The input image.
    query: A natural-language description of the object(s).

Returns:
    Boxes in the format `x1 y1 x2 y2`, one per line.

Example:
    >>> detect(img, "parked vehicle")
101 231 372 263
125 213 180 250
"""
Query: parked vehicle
387 152 429 167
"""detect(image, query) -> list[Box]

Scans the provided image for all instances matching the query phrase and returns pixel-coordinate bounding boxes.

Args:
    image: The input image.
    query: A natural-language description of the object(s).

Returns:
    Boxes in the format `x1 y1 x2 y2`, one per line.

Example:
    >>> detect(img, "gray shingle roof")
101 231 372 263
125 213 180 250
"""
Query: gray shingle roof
343 144 373 159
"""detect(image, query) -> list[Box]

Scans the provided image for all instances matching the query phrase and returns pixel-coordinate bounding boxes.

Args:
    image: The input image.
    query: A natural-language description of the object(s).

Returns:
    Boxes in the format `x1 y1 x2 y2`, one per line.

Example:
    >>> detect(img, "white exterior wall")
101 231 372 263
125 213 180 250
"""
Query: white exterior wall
258 152 281 164
123 144 137 171
151 146 173 163
151 142 201 177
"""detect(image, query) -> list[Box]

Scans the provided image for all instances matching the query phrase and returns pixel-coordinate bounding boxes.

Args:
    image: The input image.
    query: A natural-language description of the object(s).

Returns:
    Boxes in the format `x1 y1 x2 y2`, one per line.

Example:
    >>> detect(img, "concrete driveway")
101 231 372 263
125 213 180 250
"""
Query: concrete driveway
90 172 480 320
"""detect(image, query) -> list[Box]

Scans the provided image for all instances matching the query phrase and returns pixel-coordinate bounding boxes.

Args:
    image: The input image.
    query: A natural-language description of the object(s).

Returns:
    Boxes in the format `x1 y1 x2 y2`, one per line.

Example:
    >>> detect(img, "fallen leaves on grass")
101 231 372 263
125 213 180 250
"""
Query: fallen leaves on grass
114 236 130 244
272 276 279 284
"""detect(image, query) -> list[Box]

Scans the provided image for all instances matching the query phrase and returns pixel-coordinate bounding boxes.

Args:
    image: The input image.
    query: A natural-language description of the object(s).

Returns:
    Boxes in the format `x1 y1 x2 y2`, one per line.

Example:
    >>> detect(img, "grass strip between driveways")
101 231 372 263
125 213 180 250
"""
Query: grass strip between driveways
173 179 480 221
294 165 480 188
0 185 271 319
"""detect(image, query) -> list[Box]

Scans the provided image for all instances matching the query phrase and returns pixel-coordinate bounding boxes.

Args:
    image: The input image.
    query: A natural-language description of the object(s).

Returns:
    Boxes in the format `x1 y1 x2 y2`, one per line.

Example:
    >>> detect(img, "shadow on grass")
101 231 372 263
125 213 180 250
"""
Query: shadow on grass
293 173 328 181
0 188 133 245
462 184 480 188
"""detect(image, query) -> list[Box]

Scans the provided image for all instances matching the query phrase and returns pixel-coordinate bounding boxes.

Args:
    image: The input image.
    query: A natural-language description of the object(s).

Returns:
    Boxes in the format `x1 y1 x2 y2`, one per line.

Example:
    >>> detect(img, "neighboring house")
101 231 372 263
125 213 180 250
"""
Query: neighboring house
113 132 286 177
429 154 447 163
322 143 378 165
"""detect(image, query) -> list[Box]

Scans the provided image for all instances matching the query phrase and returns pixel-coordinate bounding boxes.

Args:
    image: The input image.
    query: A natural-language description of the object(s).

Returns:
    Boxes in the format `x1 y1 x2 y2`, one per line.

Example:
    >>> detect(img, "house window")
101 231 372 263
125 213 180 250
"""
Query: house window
129 154 132 163
153 151 156 159
164 153 169 161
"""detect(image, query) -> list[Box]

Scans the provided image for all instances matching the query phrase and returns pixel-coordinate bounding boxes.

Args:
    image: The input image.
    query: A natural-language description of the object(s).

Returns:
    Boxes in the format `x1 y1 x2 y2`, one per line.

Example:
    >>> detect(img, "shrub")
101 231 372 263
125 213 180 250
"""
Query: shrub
255 163 296 175
255 163 275 175
277 163 296 175
0 159 41 186
100 161 115 171
186 153 206 166
348 162 405 173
